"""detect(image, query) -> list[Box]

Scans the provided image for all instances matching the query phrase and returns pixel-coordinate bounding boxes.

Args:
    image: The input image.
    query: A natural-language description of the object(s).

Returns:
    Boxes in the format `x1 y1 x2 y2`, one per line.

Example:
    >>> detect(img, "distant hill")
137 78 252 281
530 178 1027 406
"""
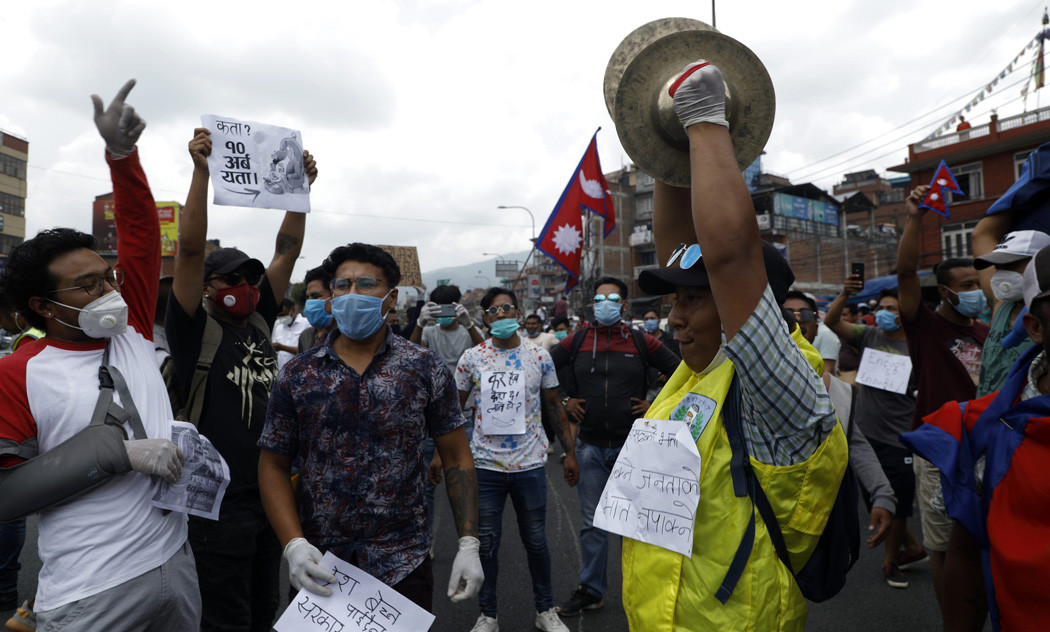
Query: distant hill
420 249 532 296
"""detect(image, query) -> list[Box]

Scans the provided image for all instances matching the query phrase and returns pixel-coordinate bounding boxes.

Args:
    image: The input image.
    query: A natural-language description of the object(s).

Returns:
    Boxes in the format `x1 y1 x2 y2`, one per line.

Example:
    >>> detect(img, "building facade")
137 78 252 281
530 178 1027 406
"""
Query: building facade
0 130 29 267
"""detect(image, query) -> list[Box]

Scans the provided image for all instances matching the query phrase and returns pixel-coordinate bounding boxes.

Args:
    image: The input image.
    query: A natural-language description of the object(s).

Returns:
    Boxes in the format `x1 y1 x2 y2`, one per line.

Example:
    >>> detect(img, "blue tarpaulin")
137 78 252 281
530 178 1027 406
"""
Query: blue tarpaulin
852 271 932 303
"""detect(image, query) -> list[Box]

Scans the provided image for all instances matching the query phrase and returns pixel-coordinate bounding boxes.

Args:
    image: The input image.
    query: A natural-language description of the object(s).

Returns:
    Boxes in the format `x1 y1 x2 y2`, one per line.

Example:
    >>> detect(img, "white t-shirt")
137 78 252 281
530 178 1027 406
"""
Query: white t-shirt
812 322 842 368
455 338 558 472
522 331 559 352
272 314 312 370
0 328 187 610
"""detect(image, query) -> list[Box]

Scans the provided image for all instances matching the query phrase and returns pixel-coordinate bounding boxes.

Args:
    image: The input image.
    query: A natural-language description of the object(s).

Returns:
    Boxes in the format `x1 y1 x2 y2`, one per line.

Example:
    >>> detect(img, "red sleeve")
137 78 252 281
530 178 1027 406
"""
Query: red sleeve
0 343 43 467
108 150 160 339
643 332 664 354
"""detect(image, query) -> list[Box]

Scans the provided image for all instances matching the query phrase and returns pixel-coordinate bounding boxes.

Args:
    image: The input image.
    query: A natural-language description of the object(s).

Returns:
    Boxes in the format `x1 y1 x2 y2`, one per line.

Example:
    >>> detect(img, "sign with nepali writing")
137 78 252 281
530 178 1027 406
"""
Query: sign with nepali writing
274 551 434 632
202 115 311 213
594 418 702 557
477 370 527 435
375 245 422 288
855 347 913 395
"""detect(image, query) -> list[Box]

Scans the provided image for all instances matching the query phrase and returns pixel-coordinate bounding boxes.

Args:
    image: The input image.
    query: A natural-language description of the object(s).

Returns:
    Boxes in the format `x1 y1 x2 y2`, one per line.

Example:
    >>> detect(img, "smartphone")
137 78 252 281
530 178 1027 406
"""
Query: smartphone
439 304 456 319
850 262 865 285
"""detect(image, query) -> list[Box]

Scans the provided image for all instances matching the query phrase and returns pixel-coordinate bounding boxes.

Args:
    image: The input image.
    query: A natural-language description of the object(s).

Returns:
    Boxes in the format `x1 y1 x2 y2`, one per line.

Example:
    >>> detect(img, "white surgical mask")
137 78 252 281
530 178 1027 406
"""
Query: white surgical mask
991 269 1025 303
277 315 293 327
50 291 129 338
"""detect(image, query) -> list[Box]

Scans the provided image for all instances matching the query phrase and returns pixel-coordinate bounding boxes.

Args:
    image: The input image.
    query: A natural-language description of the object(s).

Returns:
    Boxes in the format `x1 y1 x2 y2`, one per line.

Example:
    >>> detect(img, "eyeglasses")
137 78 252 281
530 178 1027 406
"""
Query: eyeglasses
50 269 124 297
667 243 703 270
593 293 623 304
330 276 385 293
790 309 817 323
484 304 516 316
208 269 262 287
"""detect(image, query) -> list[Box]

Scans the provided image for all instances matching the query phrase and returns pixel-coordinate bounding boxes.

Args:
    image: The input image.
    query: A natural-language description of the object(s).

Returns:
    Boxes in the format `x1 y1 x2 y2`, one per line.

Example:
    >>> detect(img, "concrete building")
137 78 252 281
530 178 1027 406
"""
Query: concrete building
0 130 29 269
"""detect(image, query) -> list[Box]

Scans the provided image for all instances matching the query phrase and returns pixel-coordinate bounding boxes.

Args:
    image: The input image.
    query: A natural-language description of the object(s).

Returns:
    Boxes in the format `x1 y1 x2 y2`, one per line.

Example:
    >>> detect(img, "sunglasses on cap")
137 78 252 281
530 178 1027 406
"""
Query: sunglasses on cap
484 304 516 316
667 243 703 270
790 308 817 323
593 293 623 304
208 269 262 287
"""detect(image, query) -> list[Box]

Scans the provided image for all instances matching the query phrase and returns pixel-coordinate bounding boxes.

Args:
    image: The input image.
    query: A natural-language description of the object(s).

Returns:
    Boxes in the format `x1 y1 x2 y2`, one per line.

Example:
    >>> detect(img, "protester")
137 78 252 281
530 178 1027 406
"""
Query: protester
522 313 559 351
549 276 680 617
549 316 571 340
0 291 44 355
897 185 989 617
152 275 173 367
901 243 1050 630
836 302 862 379
272 297 310 370
619 60 846 631
445 287 575 632
298 265 335 353
784 290 839 376
971 223 1050 395
825 282 925 588
640 308 678 357
258 243 482 612
0 80 199 630
553 295 569 319
167 127 314 631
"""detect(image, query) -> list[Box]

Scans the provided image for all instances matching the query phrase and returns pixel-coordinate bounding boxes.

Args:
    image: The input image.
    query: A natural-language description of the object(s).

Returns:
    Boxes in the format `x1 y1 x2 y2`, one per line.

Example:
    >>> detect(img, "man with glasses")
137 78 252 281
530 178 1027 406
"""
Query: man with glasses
0 80 200 629
167 127 315 631
259 243 482 613
549 276 680 617
783 291 839 377
446 287 575 632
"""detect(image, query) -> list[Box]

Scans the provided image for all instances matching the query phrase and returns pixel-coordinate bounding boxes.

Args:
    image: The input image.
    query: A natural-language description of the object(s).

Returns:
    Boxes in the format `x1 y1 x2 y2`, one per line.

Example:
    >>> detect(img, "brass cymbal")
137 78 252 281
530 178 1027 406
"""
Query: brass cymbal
603 17 714 118
611 28 775 186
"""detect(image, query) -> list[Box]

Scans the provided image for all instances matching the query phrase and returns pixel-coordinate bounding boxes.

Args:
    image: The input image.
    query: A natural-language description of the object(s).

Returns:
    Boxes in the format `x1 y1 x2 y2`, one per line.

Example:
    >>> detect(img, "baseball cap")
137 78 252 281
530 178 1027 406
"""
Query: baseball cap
204 247 265 280
638 241 795 304
974 230 1050 270
1023 244 1050 310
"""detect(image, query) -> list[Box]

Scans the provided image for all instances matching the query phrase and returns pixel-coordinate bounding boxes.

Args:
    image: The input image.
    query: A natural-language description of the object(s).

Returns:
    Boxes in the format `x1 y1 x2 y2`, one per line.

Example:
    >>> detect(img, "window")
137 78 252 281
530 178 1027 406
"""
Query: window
637 250 656 266
0 154 26 180
0 192 25 217
941 221 979 258
1015 150 1035 180
635 194 653 219
637 172 654 187
949 162 982 203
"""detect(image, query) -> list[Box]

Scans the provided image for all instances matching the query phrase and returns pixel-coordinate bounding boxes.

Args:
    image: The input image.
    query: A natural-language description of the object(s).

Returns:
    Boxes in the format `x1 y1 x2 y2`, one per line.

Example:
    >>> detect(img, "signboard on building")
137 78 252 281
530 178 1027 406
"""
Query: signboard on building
756 213 771 231
376 245 422 287
495 261 520 279
771 193 839 226
92 197 180 257
527 275 541 299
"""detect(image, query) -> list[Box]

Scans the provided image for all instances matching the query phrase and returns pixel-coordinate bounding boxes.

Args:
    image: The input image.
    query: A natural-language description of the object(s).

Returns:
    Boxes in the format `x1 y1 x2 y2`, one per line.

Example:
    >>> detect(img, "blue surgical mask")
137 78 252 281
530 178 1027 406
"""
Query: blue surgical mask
489 318 520 340
594 300 622 326
303 298 333 328
643 318 659 332
437 317 454 327
331 291 390 341
875 309 900 332
947 287 987 319
554 330 568 340
525 329 540 338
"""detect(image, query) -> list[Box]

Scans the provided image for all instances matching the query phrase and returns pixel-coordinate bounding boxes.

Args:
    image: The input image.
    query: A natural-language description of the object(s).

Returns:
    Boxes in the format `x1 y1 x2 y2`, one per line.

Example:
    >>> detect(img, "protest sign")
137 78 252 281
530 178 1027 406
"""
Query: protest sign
855 348 913 395
594 418 702 557
274 551 434 632
376 245 422 287
477 370 527 435
201 115 310 213
151 421 230 520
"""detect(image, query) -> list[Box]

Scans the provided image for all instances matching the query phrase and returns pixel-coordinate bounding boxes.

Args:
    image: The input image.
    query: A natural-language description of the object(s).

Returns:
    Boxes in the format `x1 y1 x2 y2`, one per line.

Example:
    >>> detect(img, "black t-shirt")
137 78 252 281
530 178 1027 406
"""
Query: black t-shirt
165 277 279 494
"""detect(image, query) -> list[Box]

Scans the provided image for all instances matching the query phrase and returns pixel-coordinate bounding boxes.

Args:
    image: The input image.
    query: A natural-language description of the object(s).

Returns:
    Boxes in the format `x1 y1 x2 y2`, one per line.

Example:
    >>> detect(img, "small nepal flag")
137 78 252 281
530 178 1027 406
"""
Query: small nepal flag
920 160 964 218
536 130 616 291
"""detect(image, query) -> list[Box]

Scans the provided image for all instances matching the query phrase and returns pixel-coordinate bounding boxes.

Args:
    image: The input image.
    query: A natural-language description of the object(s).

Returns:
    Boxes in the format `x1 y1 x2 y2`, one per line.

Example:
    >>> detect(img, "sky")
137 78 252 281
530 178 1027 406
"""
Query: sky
2 0 1048 282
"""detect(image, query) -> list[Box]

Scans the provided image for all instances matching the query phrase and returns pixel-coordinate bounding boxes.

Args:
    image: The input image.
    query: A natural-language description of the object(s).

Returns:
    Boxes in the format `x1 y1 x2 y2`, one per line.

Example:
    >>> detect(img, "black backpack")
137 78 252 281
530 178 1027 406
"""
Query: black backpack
716 376 859 604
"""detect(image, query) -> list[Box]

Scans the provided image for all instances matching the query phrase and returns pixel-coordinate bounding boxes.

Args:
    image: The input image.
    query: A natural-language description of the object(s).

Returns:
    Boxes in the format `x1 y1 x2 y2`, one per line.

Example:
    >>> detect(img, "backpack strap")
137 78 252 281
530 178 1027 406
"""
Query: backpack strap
90 342 147 440
182 316 224 428
568 329 588 394
247 311 271 342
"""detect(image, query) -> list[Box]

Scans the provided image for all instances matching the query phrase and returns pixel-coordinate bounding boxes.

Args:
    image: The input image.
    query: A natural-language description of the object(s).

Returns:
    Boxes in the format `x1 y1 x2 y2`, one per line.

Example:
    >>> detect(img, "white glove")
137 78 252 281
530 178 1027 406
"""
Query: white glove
124 439 185 483
454 303 473 328
670 60 728 129
91 79 146 158
447 536 484 602
284 537 337 597
417 301 441 328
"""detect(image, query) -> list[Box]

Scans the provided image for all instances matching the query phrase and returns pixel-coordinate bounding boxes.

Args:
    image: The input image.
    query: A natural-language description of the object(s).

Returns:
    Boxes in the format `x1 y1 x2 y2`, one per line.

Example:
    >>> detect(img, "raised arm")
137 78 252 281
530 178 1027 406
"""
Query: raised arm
824 277 863 341
172 129 211 319
896 185 930 321
265 152 317 303
972 210 1015 306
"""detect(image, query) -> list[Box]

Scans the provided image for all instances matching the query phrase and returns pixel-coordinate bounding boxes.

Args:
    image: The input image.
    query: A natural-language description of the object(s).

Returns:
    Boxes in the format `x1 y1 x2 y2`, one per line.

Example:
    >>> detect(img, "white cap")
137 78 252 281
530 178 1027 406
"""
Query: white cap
975 230 1050 270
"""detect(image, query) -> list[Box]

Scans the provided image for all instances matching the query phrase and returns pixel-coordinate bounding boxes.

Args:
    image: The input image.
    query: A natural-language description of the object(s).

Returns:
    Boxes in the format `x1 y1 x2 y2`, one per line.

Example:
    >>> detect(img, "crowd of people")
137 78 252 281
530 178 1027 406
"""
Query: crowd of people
0 59 1047 632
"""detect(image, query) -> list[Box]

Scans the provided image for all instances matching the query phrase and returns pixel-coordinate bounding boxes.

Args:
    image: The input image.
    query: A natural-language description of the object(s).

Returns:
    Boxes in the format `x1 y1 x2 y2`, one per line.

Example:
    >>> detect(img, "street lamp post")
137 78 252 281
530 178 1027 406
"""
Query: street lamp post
497 206 541 308
497 205 535 242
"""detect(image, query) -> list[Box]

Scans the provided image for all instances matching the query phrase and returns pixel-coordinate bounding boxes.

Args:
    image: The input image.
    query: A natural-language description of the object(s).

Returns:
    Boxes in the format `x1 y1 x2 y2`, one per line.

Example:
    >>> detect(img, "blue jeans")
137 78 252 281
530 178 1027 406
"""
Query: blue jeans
576 440 622 598
0 518 25 594
477 466 553 617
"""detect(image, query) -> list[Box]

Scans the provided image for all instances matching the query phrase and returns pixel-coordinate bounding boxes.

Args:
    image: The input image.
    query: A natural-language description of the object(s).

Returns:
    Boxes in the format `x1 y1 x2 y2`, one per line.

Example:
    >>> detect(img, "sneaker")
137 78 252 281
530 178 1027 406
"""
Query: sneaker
5 600 36 632
883 565 909 589
897 548 929 570
468 614 499 632
556 585 603 617
535 608 570 632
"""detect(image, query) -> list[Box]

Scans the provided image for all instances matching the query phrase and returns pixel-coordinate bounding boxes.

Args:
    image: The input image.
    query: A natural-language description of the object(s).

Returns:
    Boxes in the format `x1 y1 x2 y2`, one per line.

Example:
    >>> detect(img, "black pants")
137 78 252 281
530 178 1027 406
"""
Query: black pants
189 492 281 632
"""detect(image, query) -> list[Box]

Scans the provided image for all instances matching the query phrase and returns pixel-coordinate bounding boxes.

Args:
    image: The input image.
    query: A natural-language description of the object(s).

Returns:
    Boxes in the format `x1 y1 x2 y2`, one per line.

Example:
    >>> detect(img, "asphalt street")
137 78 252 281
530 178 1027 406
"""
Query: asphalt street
3 454 988 632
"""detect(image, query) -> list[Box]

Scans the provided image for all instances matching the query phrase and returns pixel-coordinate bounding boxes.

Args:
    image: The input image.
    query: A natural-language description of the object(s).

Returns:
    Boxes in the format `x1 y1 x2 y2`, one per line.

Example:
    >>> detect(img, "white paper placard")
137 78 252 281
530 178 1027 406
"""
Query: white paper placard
855 347 913 395
202 114 310 213
274 551 435 632
477 370 527 435
150 421 230 520
593 418 702 557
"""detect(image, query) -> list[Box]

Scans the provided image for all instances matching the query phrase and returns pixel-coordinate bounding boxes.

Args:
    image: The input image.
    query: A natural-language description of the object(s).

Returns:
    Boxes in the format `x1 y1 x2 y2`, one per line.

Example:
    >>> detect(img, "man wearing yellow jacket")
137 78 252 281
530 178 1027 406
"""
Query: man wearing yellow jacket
619 60 848 631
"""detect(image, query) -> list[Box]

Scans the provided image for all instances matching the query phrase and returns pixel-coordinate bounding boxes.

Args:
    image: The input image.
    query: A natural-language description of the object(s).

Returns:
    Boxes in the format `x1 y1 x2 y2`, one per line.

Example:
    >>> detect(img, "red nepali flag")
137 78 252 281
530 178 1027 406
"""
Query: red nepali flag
920 160 964 218
535 130 616 291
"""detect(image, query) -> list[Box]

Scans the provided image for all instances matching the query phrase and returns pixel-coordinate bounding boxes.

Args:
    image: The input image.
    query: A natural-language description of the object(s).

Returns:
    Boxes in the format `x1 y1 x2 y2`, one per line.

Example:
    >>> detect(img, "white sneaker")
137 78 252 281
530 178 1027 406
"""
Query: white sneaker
469 614 499 632
535 607 570 632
